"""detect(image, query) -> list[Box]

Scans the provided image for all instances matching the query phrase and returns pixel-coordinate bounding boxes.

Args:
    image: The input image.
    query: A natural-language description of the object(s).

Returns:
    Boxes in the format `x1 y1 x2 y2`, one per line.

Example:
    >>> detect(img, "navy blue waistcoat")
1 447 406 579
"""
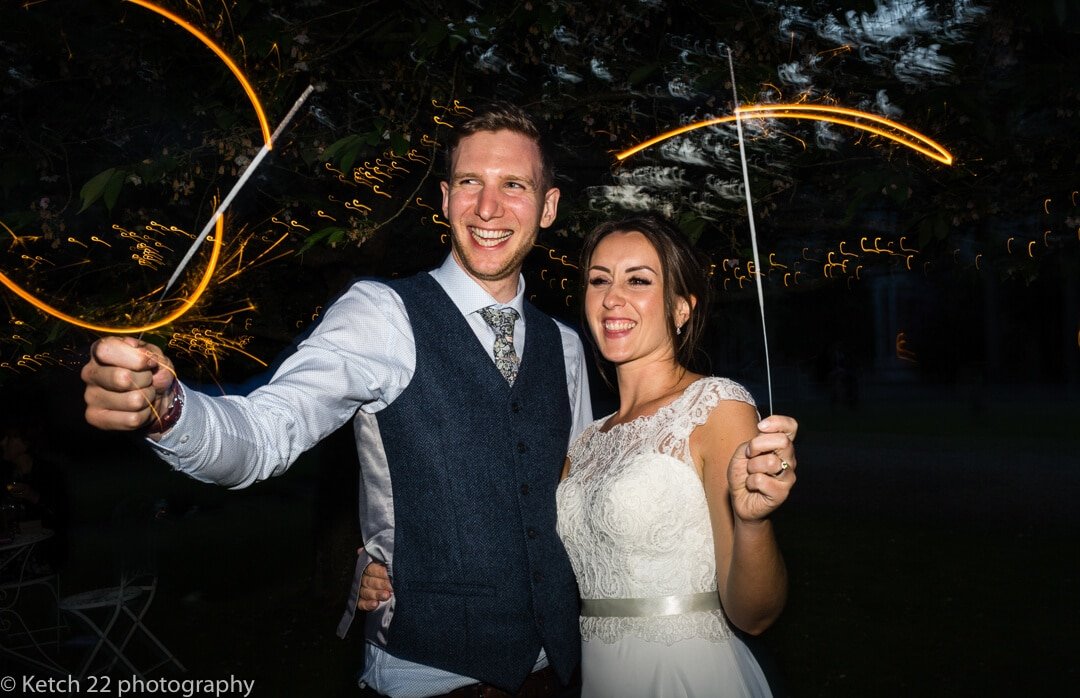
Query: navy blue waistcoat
376 273 580 691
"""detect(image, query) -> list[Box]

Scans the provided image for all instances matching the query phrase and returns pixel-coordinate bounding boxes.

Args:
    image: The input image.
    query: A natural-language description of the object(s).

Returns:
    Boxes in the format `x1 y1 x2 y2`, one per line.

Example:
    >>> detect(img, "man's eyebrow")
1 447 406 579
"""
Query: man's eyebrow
449 171 537 187
504 174 536 186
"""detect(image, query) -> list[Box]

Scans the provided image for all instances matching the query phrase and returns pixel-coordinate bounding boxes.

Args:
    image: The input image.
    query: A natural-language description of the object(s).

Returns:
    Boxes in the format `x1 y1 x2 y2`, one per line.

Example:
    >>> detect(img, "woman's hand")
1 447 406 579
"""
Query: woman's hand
728 415 798 523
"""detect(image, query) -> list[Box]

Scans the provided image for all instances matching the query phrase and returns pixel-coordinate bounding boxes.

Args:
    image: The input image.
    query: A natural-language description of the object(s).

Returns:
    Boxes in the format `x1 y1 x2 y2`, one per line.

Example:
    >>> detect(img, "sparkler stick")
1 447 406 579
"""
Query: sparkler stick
727 49 774 416
156 85 315 303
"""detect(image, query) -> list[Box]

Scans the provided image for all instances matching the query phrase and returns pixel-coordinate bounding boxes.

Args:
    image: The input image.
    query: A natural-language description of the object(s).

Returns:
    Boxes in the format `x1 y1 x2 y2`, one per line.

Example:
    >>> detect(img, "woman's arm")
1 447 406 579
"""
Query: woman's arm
694 403 798 635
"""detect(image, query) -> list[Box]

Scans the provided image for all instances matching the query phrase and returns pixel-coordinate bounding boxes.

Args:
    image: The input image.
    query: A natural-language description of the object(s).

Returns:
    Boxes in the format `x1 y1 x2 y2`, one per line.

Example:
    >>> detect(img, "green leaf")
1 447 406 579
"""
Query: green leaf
297 226 346 254
78 168 118 213
103 169 125 212
321 135 360 162
419 20 448 48
679 214 707 245
321 135 367 174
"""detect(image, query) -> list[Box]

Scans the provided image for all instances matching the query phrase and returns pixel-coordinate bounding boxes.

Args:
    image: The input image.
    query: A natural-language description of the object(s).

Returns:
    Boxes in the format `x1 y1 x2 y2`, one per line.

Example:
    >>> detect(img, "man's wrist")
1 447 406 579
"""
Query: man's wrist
147 381 184 434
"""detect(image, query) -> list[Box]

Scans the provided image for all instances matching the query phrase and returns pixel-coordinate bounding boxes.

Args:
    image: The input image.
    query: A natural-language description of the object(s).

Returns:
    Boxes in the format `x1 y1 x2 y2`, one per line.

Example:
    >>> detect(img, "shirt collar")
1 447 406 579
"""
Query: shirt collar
429 254 526 318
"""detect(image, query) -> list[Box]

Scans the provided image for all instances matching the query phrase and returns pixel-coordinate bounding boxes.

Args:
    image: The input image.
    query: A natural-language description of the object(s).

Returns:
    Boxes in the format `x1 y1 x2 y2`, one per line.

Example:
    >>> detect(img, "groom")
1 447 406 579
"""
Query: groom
80 103 592 696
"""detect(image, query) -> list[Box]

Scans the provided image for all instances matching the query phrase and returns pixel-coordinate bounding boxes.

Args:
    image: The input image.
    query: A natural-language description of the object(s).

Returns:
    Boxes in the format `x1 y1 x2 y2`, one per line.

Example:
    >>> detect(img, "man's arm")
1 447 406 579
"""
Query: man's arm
81 281 415 487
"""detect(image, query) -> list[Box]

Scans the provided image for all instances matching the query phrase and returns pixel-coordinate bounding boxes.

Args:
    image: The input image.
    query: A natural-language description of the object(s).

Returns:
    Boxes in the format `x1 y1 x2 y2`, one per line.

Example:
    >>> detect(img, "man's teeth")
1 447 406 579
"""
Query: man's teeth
604 320 636 331
470 227 512 247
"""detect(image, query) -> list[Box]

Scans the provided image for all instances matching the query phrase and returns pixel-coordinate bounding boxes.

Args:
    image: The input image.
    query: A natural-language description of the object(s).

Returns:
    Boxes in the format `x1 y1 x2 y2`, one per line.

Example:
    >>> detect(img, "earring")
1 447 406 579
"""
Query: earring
676 324 683 336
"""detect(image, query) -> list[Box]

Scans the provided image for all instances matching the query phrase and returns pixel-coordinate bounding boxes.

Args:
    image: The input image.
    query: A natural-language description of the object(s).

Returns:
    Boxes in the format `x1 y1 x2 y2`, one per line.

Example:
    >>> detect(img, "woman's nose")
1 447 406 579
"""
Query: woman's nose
602 286 624 309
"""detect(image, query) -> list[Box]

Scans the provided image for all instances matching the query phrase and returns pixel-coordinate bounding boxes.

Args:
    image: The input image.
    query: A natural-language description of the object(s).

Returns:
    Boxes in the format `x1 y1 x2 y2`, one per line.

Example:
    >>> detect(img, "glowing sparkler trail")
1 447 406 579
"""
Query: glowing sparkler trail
126 0 272 146
616 104 954 165
156 84 314 301
0 217 223 334
1 3 310 335
727 49 773 416
616 91 956 414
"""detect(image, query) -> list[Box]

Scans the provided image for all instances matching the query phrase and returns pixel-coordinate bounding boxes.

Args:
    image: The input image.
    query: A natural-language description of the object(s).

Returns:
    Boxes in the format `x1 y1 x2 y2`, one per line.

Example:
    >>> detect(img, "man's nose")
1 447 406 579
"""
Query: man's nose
475 186 502 220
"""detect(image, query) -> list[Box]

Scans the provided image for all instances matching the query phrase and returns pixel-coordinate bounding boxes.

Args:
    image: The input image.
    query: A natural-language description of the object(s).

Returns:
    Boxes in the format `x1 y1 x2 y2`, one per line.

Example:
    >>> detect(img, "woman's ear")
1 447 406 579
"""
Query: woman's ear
677 294 697 326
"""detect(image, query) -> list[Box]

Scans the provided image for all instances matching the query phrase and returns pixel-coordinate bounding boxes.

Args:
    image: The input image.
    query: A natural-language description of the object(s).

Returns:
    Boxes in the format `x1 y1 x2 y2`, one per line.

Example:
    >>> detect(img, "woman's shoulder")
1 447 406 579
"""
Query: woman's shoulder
685 376 757 409
674 376 758 433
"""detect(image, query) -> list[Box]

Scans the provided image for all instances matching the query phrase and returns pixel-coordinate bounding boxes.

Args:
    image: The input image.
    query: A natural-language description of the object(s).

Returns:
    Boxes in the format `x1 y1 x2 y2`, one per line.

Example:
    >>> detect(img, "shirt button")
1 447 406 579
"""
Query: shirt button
533 571 544 583
511 402 521 413
517 442 527 454
520 484 530 495
179 435 190 444
536 614 545 626
527 528 537 539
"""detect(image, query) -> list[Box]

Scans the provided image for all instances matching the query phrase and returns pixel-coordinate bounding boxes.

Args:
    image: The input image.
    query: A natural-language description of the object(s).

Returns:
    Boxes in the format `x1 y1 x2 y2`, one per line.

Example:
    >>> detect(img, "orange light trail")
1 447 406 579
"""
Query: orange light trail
126 0 271 148
0 217 224 334
1 1 273 335
616 103 953 165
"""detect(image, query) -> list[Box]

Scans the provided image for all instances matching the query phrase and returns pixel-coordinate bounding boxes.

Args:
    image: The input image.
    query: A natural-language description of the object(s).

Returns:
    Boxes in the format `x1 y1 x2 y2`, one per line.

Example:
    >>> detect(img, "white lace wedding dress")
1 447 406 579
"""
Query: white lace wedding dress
557 377 772 697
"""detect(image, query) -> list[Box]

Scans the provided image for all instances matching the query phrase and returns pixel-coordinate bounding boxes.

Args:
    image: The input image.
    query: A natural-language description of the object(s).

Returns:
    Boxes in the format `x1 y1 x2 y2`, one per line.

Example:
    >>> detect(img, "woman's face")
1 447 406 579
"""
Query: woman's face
585 230 689 367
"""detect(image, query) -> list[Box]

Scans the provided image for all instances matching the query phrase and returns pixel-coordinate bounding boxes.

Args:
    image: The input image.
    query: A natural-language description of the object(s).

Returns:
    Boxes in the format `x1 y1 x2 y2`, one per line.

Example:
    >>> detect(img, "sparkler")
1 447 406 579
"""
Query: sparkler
1 1 312 338
727 49 774 417
149 84 314 312
615 68 957 414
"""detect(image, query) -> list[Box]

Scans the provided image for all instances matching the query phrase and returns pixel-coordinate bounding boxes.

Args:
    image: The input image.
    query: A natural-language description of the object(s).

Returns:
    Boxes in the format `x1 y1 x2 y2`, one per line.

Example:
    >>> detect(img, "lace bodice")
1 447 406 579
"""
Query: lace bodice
556 377 756 645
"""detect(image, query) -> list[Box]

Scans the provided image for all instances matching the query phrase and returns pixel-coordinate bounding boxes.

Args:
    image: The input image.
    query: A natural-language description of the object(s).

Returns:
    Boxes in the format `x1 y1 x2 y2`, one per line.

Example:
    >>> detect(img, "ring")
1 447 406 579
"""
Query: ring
776 458 791 476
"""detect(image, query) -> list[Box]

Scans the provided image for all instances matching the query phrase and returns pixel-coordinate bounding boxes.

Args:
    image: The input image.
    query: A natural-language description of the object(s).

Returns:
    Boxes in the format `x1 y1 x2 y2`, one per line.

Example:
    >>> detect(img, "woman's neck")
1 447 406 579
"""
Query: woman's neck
609 358 700 426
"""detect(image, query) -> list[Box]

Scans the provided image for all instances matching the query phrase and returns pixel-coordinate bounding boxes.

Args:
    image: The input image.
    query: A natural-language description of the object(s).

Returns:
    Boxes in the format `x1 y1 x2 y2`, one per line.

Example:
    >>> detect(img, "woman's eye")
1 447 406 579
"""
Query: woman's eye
588 277 609 286
628 276 652 285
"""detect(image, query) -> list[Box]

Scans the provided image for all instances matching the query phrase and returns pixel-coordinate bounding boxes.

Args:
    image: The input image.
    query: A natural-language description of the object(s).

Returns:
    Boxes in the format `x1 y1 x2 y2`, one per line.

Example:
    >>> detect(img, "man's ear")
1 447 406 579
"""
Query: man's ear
539 187 560 228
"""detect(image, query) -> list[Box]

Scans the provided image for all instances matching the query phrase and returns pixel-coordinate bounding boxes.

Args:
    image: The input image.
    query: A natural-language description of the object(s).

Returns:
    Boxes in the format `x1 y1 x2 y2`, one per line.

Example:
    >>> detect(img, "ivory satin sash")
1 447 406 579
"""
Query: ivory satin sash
580 591 721 618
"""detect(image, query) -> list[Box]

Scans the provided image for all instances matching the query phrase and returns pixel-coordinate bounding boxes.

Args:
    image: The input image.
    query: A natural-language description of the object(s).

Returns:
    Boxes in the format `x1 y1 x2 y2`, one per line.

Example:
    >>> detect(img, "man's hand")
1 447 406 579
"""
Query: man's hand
357 557 394 612
82 336 177 432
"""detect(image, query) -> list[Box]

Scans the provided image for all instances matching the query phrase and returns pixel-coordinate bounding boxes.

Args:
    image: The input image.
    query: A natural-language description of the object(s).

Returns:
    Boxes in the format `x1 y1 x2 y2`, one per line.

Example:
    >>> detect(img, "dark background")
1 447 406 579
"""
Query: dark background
1 1 1077 695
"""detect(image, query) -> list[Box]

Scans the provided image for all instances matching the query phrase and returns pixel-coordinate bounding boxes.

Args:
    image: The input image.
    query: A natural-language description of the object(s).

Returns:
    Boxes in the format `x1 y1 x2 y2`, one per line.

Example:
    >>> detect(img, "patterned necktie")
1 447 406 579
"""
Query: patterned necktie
479 306 520 385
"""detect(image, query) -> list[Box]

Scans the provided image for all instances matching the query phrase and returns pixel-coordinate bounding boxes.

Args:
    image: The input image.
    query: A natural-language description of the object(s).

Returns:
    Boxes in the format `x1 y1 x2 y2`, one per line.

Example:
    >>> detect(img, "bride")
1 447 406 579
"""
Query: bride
557 214 799 697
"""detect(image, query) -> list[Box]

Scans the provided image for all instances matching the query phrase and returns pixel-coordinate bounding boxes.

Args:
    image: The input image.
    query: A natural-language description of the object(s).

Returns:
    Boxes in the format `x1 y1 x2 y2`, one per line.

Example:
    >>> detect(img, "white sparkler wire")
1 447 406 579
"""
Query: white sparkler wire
159 85 315 298
727 50 774 416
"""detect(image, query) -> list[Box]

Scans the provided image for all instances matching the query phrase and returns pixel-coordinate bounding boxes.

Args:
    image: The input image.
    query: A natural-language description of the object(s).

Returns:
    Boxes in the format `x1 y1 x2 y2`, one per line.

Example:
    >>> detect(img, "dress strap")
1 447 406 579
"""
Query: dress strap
580 591 721 618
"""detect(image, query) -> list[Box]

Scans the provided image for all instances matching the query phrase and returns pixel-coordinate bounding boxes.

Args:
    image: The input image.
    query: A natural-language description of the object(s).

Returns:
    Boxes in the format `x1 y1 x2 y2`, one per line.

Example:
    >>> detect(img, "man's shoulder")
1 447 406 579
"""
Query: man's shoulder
527 307 587 358
316 276 408 324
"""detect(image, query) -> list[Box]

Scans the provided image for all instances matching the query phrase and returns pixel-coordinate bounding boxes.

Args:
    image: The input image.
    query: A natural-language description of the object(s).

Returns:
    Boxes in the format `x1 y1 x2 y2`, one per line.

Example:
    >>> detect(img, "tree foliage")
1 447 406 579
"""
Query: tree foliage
1 0 1076 380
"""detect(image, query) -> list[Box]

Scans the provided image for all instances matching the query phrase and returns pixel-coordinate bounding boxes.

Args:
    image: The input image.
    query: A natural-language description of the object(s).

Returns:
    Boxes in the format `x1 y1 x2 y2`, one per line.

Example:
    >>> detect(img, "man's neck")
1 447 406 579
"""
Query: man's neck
477 276 520 304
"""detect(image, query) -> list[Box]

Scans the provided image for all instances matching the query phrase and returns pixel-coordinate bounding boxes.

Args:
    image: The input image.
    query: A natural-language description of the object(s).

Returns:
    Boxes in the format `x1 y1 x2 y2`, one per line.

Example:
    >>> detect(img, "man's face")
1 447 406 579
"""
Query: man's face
441 130 559 300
